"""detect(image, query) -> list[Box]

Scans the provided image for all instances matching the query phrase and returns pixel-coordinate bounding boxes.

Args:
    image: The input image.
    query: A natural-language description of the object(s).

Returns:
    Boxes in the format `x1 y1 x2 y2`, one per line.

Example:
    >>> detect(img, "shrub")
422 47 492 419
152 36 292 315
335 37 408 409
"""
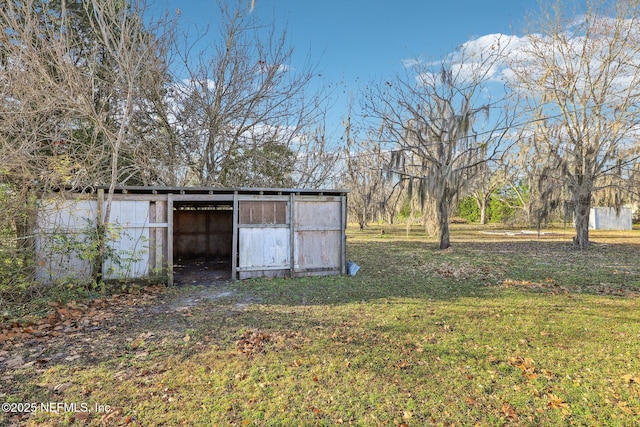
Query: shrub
456 196 480 223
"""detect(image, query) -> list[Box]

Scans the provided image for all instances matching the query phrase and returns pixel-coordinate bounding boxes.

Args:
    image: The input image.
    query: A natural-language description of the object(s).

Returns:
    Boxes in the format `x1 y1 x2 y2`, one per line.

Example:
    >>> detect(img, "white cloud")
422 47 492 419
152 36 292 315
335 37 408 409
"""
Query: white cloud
401 58 422 69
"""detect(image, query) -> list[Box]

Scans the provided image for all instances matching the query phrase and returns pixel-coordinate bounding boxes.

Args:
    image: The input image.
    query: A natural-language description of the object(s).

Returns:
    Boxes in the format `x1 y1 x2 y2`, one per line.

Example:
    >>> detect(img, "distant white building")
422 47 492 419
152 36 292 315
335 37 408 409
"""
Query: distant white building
589 207 632 230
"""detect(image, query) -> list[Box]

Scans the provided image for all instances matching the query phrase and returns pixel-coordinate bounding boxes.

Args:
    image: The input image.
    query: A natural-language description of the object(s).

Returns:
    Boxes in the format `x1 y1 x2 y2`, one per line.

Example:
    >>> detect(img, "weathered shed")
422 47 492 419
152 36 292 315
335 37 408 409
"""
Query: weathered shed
588 207 632 231
35 187 348 284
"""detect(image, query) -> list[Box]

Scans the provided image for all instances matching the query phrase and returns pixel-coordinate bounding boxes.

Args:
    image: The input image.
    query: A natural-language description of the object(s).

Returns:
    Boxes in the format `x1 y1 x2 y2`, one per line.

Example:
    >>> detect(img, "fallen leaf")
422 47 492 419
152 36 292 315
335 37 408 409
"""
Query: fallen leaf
622 374 640 384
501 401 518 420
54 382 73 393
547 394 570 411
6 355 24 369
75 411 90 423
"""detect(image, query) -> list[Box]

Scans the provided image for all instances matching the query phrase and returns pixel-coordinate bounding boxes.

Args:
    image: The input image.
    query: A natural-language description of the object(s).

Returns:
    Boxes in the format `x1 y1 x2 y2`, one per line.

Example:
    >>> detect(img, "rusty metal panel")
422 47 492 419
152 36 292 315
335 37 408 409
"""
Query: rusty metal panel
238 227 290 270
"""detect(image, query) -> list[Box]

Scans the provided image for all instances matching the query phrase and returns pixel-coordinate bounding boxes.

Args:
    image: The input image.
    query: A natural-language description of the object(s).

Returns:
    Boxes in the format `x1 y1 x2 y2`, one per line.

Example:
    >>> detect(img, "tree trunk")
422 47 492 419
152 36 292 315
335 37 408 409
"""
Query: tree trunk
574 194 590 249
475 193 489 225
479 198 488 225
436 196 451 250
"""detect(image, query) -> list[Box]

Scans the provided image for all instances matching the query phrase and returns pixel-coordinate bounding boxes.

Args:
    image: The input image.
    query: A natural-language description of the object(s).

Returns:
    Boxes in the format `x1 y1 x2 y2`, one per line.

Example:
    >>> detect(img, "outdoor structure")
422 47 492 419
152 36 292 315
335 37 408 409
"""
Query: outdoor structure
35 187 348 285
588 207 633 231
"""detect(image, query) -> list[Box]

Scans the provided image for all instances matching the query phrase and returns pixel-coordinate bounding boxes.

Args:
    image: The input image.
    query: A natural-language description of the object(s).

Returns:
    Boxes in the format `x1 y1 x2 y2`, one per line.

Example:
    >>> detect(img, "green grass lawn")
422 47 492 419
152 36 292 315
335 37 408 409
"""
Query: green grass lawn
2 224 640 426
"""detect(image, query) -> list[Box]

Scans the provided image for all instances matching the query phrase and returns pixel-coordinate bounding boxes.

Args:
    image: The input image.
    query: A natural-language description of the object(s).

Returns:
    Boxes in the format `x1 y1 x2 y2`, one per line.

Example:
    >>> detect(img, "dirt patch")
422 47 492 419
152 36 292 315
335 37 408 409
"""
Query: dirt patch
173 259 232 285
149 286 238 314
0 280 254 418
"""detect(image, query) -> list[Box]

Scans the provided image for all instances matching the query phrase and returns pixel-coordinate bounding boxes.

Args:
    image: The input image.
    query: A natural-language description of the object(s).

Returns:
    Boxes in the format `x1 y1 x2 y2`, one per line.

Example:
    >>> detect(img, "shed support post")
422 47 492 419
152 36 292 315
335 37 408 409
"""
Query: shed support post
167 194 174 286
341 194 347 275
290 193 296 277
231 191 238 281
95 188 105 283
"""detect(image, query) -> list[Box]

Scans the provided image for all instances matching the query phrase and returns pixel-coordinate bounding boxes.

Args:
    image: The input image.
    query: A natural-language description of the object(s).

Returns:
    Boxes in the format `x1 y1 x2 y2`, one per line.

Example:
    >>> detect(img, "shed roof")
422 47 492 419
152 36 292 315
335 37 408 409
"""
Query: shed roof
56 186 349 196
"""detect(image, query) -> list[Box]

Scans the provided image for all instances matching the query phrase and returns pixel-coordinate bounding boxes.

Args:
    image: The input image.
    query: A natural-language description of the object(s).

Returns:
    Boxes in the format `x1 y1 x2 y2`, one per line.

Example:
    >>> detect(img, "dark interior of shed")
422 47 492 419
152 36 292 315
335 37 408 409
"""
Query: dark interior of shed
172 202 233 283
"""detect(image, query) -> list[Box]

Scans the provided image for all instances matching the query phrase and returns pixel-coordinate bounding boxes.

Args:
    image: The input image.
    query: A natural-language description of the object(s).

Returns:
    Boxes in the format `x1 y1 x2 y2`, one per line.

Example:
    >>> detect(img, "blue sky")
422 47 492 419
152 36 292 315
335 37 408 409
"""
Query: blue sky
162 1 539 138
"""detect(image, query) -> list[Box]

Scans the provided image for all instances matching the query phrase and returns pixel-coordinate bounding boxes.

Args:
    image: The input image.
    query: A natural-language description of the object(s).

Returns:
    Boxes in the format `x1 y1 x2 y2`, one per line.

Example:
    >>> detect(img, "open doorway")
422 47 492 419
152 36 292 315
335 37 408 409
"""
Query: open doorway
172 202 233 284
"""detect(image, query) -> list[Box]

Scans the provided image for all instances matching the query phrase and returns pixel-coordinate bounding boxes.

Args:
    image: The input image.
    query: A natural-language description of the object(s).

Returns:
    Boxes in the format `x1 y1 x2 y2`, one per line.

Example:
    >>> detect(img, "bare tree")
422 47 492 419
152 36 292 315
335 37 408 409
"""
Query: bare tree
290 124 343 189
342 115 399 229
0 0 113 275
167 0 326 188
510 0 640 248
0 0 174 284
362 38 516 249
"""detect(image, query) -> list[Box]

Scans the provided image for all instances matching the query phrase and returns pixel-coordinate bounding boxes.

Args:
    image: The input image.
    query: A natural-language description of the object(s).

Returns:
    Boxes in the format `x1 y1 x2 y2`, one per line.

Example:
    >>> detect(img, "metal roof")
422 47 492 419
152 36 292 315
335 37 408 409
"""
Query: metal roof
92 186 349 196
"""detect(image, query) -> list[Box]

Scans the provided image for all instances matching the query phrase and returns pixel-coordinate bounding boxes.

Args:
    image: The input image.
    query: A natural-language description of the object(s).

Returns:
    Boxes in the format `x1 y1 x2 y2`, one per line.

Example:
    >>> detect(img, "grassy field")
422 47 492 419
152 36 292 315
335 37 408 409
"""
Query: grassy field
2 224 640 426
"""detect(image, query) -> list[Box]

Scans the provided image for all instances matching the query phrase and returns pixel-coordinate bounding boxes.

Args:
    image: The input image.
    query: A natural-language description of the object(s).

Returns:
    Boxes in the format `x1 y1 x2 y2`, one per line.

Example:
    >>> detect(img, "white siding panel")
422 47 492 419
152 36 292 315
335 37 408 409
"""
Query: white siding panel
37 199 97 232
239 227 290 269
589 207 632 230
35 199 98 284
106 200 149 226
103 201 150 280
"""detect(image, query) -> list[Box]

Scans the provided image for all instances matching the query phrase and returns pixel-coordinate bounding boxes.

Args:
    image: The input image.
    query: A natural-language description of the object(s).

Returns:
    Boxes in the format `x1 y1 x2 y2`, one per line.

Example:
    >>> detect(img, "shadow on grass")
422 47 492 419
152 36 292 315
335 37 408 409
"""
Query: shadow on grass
233 238 640 307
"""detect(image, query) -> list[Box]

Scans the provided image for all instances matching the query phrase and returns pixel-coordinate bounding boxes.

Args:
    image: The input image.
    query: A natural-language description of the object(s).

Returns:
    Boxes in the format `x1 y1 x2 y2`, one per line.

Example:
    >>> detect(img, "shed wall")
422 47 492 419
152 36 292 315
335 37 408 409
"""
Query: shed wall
293 198 343 275
35 195 168 284
102 200 150 280
589 207 632 230
35 198 97 284
237 197 291 279
36 189 347 284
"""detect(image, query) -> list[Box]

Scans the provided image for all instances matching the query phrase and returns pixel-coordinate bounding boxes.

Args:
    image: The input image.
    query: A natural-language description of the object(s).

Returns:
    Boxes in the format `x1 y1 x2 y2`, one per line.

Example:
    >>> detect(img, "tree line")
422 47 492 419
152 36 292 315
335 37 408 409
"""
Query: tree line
348 0 640 249
2 0 640 295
